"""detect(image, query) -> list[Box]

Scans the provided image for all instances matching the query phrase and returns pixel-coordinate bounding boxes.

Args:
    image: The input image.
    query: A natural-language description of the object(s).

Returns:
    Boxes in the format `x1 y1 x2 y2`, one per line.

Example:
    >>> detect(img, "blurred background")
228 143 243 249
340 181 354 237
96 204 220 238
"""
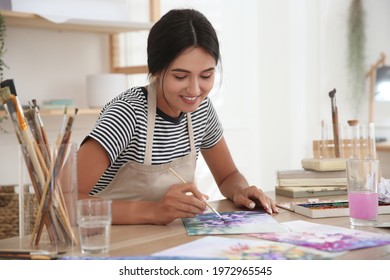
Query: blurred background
1 0 389 200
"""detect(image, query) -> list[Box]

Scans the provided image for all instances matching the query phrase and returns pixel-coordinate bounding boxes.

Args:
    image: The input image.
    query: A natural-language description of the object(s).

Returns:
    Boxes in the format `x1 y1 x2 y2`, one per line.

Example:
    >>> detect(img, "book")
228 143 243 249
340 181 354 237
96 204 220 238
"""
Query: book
276 169 346 187
375 222 390 228
43 99 74 106
275 185 348 198
277 178 346 187
276 200 390 218
301 158 346 171
277 169 346 179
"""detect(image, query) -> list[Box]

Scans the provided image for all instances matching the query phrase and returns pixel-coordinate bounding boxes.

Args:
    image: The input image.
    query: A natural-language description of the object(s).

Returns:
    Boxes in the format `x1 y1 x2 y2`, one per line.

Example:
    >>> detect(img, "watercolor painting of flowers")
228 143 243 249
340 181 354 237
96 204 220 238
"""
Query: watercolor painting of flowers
249 220 390 252
152 236 340 260
182 211 288 236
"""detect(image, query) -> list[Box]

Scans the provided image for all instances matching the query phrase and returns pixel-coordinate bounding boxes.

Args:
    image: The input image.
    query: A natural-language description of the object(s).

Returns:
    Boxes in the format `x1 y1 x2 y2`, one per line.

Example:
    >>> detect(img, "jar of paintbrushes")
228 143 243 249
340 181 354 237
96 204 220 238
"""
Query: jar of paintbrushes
0 79 78 251
19 142 78 251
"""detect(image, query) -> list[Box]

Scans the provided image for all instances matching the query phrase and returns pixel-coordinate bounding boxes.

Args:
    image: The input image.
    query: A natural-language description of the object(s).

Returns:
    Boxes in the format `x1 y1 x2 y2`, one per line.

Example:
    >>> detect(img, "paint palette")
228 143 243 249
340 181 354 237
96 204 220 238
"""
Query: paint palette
278 200 390 218
293 201 349 218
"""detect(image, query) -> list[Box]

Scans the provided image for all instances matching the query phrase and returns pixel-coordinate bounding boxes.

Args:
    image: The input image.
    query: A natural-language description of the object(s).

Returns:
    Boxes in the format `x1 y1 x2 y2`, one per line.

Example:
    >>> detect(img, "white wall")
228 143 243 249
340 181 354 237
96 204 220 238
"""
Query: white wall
160 0 390 199
1 0 390 200
160 0 261 200
364 0 390 139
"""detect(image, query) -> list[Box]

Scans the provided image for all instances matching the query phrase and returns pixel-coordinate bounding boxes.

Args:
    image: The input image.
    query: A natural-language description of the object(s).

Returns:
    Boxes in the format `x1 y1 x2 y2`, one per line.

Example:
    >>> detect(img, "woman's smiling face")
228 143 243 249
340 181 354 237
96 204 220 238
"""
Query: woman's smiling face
155 47 216 118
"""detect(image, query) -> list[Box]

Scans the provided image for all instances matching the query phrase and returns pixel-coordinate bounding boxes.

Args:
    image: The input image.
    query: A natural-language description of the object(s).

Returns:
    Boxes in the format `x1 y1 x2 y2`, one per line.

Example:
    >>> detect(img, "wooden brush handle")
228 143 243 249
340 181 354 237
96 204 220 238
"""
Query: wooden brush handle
332 108 340 158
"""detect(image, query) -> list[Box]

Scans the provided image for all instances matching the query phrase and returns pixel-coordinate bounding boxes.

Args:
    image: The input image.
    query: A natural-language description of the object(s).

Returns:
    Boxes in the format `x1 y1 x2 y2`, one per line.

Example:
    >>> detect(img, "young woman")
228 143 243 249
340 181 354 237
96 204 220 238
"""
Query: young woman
77 9 278 225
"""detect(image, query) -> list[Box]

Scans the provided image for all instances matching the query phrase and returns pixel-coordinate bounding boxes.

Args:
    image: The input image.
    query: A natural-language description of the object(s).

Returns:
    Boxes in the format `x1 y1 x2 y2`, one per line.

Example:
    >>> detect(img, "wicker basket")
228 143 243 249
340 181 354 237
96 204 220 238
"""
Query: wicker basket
0 185 38 240
0 186 19 239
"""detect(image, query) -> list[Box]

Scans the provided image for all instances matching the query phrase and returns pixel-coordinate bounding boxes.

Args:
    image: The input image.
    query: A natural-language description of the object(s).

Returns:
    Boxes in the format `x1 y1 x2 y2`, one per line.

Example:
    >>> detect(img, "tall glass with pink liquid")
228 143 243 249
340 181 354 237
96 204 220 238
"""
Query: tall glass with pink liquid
346 159 379 226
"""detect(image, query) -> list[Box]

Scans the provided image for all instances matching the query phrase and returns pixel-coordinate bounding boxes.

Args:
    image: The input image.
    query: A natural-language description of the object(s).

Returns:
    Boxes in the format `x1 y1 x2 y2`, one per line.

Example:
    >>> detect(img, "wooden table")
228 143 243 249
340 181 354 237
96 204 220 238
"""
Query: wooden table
1 193 390 259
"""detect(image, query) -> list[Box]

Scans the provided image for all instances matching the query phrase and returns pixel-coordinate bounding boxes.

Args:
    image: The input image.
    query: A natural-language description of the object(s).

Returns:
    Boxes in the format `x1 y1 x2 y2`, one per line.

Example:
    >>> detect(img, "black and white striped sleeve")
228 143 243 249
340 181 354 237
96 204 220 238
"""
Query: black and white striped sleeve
201 99 223 149
88 100 137 164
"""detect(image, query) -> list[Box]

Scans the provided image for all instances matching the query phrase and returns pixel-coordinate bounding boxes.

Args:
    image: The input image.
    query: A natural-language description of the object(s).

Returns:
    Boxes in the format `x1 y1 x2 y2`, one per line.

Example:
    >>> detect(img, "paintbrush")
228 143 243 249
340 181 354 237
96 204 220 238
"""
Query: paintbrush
32 99 50 148
329 89 340 158
168 167 226 222
33 108 79 246
1 89 22 143
0 249 63 260
0 90 59 244
1 84 72 245
24 108 51 171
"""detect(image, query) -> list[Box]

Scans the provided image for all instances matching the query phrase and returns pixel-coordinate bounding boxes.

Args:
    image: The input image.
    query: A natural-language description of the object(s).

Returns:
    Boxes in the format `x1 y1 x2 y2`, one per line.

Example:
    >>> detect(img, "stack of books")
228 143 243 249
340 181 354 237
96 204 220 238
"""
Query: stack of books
275 168 347 198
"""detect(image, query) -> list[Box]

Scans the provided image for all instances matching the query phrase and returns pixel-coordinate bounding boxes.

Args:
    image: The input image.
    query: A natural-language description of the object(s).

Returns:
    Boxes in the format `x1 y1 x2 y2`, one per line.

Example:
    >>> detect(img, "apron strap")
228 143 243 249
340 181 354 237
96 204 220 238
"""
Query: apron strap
186 113 195 152
145 84 157 165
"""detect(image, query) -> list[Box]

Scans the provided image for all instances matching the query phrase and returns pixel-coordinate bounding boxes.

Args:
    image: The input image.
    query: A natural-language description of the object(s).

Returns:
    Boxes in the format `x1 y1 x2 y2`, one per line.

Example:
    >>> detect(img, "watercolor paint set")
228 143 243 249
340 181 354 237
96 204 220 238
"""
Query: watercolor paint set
277 199 390 218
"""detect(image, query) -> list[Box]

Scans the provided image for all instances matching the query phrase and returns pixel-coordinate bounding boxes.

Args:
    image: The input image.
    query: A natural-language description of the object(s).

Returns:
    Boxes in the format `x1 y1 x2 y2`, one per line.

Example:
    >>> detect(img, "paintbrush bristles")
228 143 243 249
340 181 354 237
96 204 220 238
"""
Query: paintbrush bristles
328 88 336 98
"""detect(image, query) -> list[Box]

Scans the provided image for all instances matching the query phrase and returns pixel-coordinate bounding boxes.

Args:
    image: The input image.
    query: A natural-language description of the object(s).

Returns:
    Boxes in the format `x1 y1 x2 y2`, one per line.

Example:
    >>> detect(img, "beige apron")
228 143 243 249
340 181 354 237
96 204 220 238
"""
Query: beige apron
93 84 196 201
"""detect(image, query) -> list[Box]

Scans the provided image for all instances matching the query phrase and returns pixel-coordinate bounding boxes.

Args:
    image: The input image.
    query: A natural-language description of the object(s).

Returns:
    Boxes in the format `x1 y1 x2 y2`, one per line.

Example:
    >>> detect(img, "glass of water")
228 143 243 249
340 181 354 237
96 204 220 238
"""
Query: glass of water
77 199 112 255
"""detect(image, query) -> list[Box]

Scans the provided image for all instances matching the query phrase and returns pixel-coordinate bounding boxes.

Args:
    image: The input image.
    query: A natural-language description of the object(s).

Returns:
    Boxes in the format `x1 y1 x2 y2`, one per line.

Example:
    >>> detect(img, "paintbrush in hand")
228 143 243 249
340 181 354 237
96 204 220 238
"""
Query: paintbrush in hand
169 167 226 222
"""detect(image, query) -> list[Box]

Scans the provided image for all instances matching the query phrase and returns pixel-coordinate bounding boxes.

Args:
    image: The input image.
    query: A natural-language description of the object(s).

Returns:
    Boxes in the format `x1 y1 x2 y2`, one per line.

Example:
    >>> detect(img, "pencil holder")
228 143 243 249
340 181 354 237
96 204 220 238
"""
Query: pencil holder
19 142 78 251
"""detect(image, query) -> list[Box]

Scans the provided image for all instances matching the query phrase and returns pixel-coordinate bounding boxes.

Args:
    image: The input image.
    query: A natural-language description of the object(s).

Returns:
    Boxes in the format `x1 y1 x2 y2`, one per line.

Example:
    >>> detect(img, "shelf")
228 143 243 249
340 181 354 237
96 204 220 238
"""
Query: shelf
1 10 153 34
39 108 101 116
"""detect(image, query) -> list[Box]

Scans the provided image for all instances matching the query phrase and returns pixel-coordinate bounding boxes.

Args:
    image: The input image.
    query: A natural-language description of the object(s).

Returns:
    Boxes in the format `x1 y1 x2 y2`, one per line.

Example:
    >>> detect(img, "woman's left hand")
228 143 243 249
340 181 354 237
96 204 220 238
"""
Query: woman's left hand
232 186 279 214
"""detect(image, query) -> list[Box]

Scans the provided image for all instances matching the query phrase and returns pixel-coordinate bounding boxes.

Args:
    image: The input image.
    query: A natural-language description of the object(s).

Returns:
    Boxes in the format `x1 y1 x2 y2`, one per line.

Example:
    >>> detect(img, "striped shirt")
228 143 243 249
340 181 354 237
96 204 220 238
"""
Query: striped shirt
87 86 223 194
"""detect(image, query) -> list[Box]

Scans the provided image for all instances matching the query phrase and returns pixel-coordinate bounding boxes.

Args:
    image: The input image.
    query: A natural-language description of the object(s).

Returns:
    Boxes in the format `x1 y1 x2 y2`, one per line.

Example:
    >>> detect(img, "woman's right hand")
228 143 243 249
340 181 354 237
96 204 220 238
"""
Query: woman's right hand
153 183 207 225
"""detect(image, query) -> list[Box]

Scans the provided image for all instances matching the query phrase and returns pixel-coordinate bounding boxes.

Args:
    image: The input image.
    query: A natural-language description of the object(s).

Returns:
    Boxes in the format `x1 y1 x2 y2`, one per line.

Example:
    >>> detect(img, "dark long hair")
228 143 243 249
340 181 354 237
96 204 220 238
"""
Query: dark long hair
147 9 220 77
